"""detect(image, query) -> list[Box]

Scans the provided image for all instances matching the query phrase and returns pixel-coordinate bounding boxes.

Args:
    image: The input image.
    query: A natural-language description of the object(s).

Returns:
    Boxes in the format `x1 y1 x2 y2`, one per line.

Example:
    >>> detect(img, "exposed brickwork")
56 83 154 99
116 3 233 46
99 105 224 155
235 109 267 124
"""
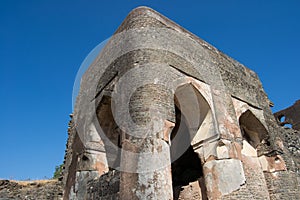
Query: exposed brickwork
62 6 300 200
86 170 120 200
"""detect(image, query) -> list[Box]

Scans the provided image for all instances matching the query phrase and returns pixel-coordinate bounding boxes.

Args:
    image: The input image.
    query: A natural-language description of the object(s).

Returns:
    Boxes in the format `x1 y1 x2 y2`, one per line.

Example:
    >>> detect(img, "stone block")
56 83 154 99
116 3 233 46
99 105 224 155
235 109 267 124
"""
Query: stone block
241 140 257 157
258 155 286 173
203 159 245 199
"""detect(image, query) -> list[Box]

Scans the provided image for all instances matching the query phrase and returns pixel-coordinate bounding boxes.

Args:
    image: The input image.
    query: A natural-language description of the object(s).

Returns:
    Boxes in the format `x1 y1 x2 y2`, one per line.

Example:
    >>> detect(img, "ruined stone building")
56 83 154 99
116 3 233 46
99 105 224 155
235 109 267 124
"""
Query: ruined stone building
61 7 300 200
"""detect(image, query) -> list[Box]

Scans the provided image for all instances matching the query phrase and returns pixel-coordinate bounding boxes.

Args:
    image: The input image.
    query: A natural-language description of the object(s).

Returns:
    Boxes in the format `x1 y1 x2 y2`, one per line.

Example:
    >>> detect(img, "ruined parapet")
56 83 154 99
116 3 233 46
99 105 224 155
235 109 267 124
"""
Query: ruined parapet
63 6 299 200
274 100 300 130
274 100 300 164
272 102 300 192
273 100 300 191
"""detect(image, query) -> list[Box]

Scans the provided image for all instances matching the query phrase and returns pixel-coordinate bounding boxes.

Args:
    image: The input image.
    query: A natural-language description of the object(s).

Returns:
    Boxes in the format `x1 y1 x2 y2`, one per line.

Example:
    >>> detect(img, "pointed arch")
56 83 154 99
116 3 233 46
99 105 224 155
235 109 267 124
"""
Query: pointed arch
171 82 212 200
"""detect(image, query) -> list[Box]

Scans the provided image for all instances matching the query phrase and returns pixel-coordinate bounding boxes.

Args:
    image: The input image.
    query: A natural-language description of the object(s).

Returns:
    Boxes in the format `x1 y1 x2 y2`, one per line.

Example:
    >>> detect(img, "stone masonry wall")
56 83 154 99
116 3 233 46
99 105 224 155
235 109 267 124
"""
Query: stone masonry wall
274 100 300 130
86 170 120 200
64 6 300 200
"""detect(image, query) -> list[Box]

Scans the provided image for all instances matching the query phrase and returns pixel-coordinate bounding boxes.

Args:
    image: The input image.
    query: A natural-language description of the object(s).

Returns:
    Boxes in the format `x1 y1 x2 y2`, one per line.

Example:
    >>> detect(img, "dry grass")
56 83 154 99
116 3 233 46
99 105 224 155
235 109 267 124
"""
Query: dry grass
9 179 58 186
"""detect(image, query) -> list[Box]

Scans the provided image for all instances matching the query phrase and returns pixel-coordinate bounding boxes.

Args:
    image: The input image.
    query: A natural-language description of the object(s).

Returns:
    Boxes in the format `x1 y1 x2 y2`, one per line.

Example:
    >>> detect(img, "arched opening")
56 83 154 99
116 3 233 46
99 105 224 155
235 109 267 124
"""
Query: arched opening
238 110 271 198
96 95 121 169
277 114 293 128
171 83 210 200
171 105 203 199
239 110 268 149
279 115 286 123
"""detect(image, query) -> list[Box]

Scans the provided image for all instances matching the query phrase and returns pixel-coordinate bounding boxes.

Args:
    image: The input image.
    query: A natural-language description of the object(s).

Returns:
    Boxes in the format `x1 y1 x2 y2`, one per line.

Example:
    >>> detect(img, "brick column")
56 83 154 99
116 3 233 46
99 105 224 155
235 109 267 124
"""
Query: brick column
118 84 174 200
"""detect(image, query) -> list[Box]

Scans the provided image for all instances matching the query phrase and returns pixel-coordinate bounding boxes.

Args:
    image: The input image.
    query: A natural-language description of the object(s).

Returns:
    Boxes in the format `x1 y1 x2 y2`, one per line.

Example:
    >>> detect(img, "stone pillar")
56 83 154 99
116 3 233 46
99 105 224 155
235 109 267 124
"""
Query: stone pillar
71 149 109 200
118 84 174 200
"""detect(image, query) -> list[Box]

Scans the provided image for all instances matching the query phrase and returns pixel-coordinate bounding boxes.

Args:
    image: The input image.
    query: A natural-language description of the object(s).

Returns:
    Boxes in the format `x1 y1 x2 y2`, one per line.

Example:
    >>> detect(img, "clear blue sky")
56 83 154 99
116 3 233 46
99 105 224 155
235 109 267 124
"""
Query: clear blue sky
0 1 299 180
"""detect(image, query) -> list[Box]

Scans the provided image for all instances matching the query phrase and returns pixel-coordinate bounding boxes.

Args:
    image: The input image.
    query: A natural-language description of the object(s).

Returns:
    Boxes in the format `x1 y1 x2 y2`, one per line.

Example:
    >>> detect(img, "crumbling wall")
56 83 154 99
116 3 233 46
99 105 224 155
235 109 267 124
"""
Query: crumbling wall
270 101 300 198
277 128 300 171
273 100 300 178
62 115 87 200
63 6 300 200
87 170 120 200
274 100 300 130
61 115 77 199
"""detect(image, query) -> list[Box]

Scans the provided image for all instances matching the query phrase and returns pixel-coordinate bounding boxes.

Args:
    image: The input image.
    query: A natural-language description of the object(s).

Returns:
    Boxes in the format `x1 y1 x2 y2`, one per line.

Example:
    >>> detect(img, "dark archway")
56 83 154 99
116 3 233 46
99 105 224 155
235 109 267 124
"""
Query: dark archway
171 105 203 200
239 110 268 148
171 83 211 200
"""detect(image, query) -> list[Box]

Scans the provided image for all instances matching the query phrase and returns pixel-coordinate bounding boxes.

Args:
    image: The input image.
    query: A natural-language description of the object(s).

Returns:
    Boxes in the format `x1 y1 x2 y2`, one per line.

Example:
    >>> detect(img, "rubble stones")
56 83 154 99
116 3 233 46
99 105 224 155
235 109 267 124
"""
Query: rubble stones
0 179 63 200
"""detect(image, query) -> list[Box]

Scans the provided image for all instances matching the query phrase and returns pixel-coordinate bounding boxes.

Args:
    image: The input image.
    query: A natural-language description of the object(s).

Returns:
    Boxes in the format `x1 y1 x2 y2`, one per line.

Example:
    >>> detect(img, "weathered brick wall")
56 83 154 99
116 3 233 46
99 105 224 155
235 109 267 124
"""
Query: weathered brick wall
274 101 300 180
64 6 300 200
264 171 299 199
86 171 120 200
277 128 300 176
62 116 86 200
61 116 75 192
274 100 300 130
269 127 300 199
